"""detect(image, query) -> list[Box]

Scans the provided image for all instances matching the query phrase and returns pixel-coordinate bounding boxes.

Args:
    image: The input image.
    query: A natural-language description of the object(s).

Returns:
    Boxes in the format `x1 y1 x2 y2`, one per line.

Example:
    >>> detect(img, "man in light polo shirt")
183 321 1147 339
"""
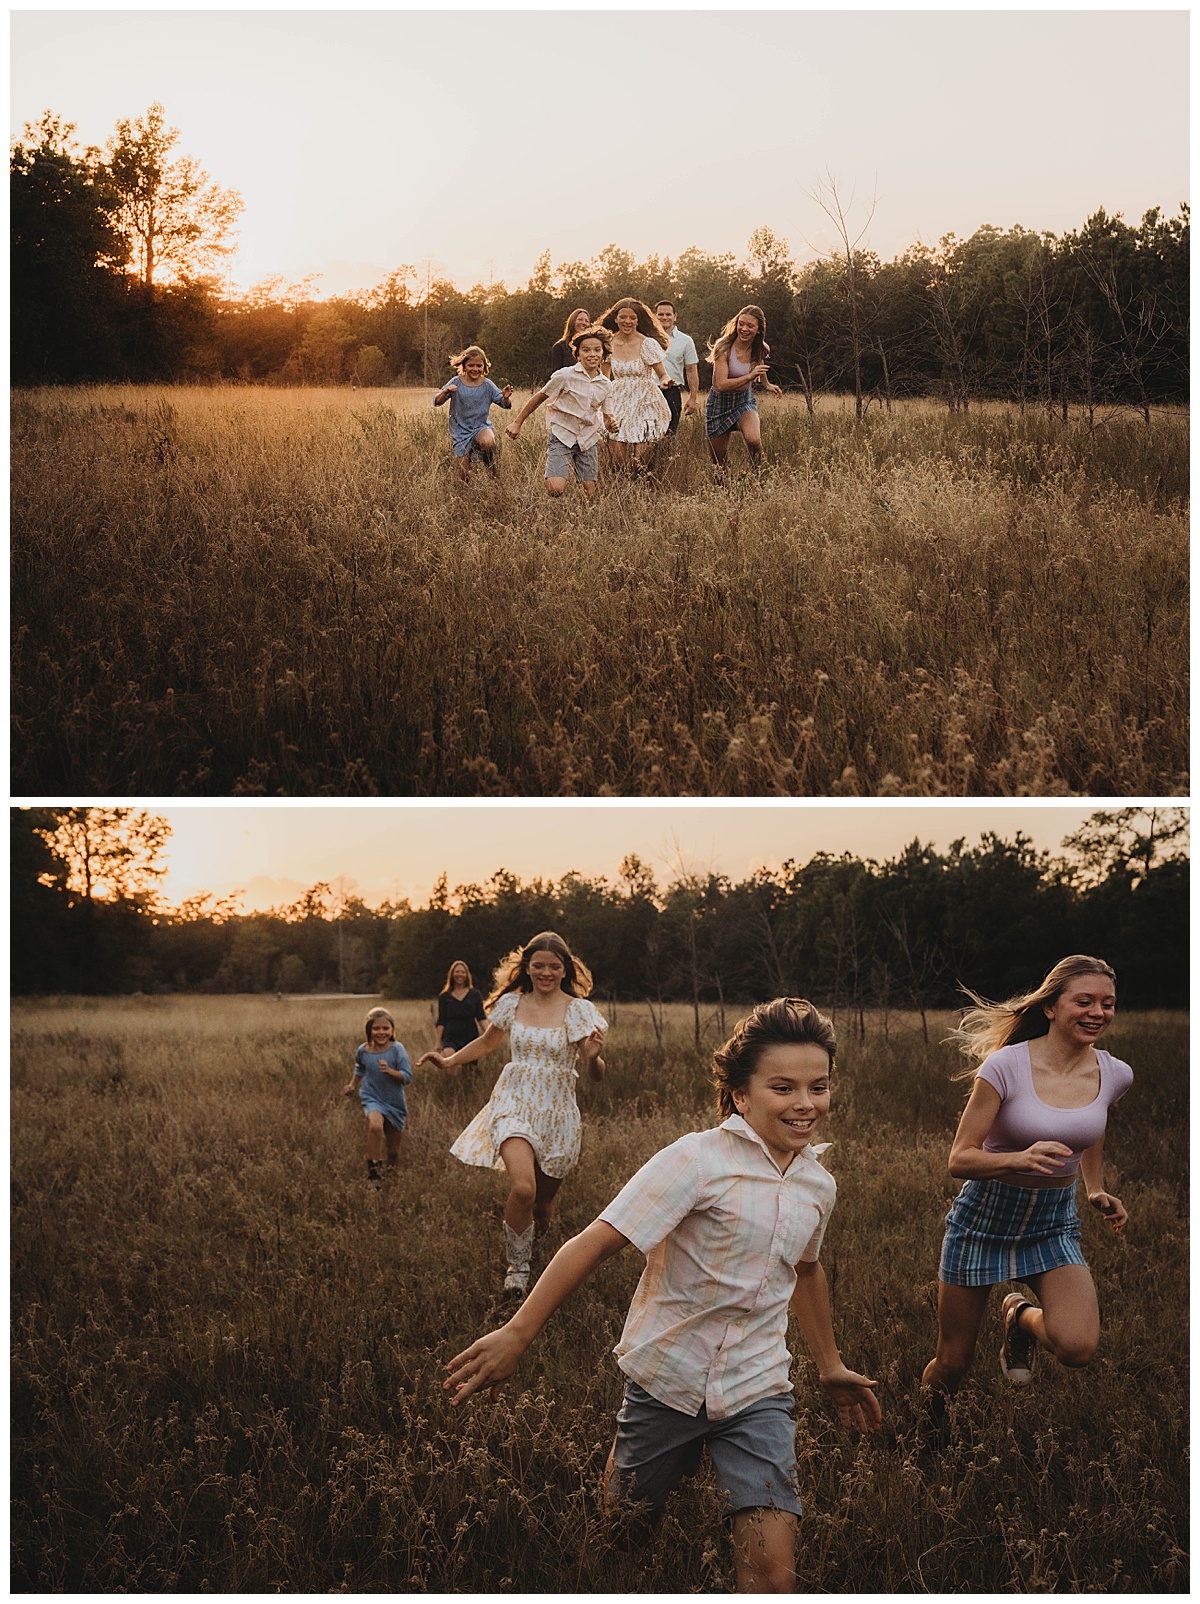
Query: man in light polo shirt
655 300 699 434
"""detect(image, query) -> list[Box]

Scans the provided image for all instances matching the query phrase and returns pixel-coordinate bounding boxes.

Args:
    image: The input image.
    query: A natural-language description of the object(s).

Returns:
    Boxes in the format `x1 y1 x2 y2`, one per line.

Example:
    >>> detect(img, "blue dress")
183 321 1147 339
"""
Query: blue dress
355 1042 412 1131
443 377 509 456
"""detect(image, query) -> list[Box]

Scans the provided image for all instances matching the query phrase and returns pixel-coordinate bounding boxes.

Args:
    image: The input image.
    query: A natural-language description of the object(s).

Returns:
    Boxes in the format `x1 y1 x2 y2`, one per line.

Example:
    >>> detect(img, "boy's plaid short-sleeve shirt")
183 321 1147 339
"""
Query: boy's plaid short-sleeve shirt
598 1115 836 1418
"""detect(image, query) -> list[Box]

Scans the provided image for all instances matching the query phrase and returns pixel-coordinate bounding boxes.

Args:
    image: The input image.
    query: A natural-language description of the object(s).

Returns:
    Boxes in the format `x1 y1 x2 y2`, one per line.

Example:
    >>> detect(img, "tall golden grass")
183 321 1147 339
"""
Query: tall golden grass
10 387 1188 796
11 996 1187 1591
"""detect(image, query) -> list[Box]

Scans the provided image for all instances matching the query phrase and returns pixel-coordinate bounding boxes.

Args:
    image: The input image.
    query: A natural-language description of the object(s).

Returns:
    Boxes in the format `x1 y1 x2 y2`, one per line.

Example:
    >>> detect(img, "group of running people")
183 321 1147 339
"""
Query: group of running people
344 936 1131 1592
433 298 781 497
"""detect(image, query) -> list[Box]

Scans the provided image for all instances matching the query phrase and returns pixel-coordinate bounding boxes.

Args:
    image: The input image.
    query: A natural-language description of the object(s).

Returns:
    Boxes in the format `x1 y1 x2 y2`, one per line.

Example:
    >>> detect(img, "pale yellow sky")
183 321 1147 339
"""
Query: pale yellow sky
155 801 1105 910
11 9 1189 297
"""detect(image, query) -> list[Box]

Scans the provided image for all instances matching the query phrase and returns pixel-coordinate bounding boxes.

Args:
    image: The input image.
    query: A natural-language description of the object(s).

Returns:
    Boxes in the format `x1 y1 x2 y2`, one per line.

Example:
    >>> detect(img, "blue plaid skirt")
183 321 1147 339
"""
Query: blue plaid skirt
939 1178 1086 1287
705 385 757 438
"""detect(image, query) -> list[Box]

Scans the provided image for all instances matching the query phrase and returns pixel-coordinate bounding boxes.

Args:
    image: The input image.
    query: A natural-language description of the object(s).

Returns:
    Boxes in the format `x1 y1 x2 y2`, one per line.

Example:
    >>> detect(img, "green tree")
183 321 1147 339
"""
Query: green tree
106 103 242 292
10 111 128 380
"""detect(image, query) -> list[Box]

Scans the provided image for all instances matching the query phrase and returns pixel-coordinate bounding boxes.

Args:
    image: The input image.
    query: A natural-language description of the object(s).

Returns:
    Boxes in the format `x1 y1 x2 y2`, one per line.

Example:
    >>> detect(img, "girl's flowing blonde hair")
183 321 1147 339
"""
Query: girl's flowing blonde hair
950 955 1117 1073
363 1005 396 1044
449 345 491 373
708 305 769 367
486 931 593 1009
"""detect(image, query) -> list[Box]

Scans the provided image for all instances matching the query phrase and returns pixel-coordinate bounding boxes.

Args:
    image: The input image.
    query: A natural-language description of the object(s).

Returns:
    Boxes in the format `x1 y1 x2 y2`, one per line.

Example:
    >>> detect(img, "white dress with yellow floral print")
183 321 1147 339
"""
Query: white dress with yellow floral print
450 990 608 1179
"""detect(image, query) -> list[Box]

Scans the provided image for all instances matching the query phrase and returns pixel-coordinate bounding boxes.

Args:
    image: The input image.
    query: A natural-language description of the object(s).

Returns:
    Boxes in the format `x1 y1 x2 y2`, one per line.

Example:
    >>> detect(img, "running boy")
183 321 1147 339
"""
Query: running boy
444 997 880 1593
506 325 618 502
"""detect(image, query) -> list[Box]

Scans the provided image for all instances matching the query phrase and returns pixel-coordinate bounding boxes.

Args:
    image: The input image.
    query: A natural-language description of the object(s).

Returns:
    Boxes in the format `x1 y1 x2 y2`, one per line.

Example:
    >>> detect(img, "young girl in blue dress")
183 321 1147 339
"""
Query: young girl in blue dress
433 346 513 479
922 955 1131 1413
343 1005 413 1185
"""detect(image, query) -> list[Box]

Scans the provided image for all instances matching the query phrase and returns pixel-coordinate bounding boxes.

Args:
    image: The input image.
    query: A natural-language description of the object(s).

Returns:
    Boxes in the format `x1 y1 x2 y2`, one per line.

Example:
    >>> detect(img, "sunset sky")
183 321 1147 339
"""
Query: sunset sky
11 8 1189 298
153 802 1104 910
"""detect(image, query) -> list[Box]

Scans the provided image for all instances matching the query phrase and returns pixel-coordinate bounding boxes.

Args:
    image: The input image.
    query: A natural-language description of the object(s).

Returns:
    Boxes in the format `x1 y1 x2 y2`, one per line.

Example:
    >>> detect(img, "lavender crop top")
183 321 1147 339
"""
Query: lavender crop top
976 1041 1133 1176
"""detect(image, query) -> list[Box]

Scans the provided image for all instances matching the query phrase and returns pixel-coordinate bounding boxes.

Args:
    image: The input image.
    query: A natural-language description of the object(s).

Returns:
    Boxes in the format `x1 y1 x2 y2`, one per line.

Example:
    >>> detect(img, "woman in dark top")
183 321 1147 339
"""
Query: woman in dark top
550 308 592 374
437 961 487 1058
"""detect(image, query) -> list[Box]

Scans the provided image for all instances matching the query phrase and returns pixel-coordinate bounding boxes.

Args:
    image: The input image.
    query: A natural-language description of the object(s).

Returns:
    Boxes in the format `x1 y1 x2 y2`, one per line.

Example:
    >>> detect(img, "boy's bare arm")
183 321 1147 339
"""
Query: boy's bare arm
790 1259 881 1432
507 389 550 435
445 1220 628 1402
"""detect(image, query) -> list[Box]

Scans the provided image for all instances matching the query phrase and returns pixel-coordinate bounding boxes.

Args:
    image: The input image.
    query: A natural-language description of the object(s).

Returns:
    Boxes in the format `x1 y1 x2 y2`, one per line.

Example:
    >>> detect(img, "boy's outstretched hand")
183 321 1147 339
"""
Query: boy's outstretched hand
444 1325 527 1405
819 1365 882 1433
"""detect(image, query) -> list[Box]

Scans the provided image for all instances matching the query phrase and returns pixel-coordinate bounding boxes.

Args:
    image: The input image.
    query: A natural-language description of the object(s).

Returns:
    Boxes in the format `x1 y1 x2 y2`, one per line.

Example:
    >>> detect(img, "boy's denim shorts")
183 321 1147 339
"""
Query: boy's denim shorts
608 1379 802 1518
546 432 599 482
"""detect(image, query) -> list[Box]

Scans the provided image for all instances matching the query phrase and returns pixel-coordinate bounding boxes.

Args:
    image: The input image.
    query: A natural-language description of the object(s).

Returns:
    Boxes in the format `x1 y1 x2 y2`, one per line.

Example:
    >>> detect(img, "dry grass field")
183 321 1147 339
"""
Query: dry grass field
10 387 1188 796
11 995 1188 1592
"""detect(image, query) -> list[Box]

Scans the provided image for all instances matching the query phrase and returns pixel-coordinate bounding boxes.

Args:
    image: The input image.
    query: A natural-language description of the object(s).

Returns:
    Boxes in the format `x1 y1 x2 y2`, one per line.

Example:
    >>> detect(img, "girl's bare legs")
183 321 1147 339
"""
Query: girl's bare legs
532 1165 562 1233
921 1283 992 1395
1019 1265 1100 1367
708 429 732 468
474 426 498 474
384 1122 403 1171
609 439 629 469
735 408 764 462
731 1508 798 1593
456 452 471 481
365 1110 387 1166
498 1137 539 1231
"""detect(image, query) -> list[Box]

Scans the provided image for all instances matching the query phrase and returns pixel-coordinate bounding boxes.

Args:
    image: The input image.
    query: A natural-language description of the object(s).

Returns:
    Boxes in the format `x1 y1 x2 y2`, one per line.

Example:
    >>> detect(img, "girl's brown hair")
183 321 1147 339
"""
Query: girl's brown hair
950 955 1117 1071
364 1005 396 1044
486 931 594 1009
708 305 769 368
559 307 592 342
713 998 837 1119
449 344 491 373
597 297 670 349
441 960 473 994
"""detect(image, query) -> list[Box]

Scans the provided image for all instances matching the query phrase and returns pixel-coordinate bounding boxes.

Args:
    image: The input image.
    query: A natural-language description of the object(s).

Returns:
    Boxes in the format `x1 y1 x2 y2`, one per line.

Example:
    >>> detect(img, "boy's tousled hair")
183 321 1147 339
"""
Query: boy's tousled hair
449 344 491 373
571 324 612 357
950 955 1117 1074
364 1005 396 1044
713 998 836 1119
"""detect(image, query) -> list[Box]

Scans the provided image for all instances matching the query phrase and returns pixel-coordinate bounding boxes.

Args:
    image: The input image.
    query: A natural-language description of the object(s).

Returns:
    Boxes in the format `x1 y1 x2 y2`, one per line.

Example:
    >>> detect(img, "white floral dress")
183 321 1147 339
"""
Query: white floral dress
450 991 608 1179
608 336 671 443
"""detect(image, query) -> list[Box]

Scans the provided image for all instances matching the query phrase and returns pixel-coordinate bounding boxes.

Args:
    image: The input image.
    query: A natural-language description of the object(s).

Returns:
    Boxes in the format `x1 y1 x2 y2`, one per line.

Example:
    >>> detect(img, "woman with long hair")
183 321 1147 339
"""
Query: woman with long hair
435 960 486 1060
417 932 606 1293
922 956 1131 1424
705 305 782 468
550 308 593 374
596 297 674 466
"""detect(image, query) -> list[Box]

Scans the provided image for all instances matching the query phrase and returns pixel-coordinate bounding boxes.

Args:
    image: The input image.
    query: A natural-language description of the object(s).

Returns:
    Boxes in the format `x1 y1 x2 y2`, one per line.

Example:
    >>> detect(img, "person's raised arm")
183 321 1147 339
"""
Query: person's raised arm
948 1078 1072 1181
1079 1132 1127 1234
506 387 550 438
444 1220 629 1402
433 380 457 407
416 1021 504 1072
790 1259 881 1432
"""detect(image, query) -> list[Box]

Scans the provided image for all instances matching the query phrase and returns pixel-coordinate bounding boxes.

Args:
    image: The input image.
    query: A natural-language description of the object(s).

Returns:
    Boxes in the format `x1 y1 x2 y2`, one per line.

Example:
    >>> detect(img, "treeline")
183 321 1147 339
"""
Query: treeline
12 810 1188 1022
12 107 1188 415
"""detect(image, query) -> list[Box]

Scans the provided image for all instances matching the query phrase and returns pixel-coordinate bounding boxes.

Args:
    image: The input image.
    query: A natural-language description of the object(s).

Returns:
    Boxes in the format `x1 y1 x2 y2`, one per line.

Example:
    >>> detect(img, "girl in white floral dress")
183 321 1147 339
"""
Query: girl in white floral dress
418 932 606 1292
597 297 674 466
